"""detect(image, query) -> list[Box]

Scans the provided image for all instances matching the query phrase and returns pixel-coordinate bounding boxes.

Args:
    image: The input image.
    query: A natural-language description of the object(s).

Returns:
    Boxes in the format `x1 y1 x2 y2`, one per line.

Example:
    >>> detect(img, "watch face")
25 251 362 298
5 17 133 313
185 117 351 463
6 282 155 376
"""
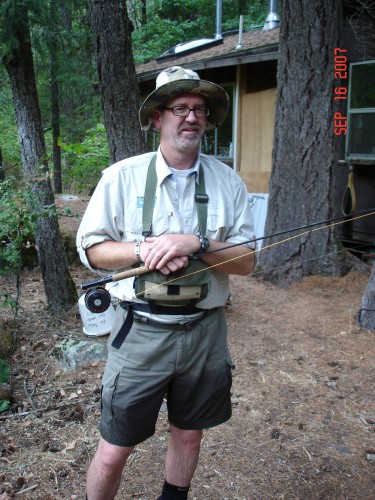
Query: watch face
201 236 210 251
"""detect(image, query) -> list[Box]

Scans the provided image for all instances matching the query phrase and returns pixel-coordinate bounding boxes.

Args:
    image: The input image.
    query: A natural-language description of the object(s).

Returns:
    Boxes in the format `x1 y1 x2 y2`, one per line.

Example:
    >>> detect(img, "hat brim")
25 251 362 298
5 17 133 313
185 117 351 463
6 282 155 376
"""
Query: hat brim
139 79 229 132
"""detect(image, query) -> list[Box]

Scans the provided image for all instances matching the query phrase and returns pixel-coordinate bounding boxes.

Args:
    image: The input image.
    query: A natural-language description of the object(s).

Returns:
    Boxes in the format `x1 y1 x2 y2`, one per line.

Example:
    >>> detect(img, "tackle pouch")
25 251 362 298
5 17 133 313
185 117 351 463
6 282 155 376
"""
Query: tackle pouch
134 260 210 305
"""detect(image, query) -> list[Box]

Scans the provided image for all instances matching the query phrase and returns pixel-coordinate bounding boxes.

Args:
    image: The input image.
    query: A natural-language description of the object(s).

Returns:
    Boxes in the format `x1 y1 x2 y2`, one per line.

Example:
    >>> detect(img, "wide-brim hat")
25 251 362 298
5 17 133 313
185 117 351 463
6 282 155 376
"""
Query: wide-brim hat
139 66 229 132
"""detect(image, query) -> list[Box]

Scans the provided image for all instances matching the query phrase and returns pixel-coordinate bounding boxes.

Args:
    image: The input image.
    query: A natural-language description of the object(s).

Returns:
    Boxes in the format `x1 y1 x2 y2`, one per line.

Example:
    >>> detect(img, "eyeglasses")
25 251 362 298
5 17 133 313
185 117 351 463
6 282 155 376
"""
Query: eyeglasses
164 106 210 117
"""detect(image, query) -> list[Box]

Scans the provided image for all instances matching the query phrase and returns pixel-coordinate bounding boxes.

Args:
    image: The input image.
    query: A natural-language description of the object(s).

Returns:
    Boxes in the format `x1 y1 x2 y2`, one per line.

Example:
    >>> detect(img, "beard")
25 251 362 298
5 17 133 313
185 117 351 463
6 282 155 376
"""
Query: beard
175 125 204 150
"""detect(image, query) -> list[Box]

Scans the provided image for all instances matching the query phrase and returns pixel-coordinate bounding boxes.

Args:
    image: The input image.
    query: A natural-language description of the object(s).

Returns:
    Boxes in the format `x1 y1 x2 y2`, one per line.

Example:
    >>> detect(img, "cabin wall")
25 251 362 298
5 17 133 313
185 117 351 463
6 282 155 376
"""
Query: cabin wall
238 87 276 193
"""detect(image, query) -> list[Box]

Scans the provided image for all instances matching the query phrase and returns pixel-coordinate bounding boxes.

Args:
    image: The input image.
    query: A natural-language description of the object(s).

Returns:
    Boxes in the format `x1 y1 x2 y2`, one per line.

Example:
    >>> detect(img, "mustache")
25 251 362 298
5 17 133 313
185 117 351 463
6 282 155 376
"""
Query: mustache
179 124 201 133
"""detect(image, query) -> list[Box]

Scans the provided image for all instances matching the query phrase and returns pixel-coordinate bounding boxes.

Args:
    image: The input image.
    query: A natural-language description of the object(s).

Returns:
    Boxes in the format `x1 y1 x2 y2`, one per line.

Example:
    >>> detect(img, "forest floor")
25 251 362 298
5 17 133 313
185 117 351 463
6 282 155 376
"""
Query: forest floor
0 195 375 499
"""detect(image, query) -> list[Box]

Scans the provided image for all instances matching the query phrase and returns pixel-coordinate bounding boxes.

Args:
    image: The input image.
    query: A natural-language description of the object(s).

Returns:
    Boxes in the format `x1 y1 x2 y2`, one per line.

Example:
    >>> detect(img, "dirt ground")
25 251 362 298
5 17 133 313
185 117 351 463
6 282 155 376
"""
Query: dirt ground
0 196 375 499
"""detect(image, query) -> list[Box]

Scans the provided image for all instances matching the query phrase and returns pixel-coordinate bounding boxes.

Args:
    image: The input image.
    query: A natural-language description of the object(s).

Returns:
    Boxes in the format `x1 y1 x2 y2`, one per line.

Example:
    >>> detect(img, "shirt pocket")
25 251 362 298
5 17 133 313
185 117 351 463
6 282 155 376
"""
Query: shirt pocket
149 210 171 236
124 209 143 239
206 206 234 240
124 209 171 238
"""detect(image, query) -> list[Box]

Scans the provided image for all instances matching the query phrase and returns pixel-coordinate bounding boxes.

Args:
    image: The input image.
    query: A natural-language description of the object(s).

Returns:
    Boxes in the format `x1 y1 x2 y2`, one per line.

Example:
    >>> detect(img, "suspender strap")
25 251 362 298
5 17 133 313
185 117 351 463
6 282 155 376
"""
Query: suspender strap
142 155 158 237
195 164 208 236
113 157 209 350
142 155 208 238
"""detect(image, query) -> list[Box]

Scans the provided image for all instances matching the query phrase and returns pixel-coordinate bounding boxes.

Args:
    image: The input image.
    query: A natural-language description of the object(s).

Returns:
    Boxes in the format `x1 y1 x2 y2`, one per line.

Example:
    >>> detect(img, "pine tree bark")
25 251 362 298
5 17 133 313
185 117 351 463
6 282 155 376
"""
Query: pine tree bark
3 8 77 312
258 0 352 285
358 263 375 331
89 0 146 164
50 0 62 194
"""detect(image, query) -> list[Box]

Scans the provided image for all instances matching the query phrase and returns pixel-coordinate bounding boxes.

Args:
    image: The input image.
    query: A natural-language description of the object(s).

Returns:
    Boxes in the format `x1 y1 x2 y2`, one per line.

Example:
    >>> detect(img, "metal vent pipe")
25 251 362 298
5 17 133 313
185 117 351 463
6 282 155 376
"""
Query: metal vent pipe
262 0 280 31
215 0 223 39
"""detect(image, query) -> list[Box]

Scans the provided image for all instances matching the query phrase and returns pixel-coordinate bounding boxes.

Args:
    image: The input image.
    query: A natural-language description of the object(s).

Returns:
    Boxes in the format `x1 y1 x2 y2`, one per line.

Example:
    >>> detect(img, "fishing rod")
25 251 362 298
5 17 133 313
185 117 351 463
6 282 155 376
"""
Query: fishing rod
203 207 375 256
79 207 375 313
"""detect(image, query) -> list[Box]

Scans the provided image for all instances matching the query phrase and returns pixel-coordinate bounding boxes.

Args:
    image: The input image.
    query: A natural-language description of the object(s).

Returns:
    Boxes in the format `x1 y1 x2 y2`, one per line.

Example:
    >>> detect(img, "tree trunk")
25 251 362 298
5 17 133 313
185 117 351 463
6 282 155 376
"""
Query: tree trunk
3 8 77 312
89 0 146 164
258 0 351 285
358 263 375 330
141 0 147 26
50 1 62 194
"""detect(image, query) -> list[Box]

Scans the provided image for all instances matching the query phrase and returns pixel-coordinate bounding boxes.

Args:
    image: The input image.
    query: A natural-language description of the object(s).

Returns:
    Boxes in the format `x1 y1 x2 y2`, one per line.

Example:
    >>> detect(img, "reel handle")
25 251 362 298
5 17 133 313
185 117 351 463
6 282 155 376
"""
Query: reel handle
80 266 151 291
112 266 151 281
82 266 151 313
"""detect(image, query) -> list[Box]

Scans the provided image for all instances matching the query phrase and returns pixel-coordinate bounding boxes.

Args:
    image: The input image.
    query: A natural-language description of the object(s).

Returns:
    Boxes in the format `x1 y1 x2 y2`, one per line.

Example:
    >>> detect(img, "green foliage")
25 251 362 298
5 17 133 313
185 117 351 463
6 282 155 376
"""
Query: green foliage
131 0 269 64
0 176 52 313
1 0 269 194
0 358 11 413
0 358 10 384
31 0 102 143
62 124 110 194
0 67 21 171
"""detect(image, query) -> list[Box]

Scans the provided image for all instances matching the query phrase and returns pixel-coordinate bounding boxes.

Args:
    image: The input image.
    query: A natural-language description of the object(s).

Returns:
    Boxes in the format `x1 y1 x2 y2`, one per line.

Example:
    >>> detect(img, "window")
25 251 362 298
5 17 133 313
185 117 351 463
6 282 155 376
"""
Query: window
346 61 375 163
201 83 234 166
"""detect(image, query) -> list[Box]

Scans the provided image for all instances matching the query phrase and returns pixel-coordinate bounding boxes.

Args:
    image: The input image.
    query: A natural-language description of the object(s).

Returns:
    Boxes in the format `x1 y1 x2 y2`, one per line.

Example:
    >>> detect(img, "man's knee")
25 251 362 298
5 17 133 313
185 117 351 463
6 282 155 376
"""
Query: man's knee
169 426 202 449
97 438 134 470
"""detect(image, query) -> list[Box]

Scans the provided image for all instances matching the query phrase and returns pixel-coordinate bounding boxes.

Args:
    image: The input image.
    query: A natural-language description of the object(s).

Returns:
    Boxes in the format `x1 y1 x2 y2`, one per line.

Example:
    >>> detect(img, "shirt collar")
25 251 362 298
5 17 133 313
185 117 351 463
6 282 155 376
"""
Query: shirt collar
156 148 200 185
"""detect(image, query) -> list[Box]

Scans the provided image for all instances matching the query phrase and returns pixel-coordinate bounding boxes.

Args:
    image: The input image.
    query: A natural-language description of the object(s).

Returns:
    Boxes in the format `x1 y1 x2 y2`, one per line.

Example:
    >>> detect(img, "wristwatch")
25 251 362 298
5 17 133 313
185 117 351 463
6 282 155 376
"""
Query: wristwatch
194 234 210 255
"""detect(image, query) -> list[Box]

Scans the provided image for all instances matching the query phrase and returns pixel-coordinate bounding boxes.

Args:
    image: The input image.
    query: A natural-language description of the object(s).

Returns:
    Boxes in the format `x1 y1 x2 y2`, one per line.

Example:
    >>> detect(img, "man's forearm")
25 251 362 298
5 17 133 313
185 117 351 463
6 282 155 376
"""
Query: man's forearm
200 241 255 276
86 240 138 271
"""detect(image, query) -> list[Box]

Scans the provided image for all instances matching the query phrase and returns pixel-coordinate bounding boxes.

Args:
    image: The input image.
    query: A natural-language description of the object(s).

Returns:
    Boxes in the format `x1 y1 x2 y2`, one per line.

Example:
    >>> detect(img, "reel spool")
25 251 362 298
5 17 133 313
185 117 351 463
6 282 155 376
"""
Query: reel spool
84 287 112 313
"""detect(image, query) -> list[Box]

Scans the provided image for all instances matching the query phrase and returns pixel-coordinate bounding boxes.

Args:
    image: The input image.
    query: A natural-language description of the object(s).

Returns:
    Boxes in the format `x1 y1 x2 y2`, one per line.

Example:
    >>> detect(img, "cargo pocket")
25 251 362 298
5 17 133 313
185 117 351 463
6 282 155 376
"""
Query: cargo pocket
100 368 120 426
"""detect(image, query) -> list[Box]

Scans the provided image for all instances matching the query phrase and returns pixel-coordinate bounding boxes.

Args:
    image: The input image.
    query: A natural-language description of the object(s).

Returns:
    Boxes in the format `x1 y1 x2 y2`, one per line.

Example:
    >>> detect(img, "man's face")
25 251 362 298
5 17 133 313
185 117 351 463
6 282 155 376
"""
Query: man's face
153 93 207 152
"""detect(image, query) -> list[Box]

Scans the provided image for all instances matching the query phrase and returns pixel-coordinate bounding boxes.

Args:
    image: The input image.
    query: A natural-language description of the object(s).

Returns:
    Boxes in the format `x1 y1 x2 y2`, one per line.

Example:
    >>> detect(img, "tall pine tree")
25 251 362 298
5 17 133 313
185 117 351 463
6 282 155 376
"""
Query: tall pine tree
1 0 77 311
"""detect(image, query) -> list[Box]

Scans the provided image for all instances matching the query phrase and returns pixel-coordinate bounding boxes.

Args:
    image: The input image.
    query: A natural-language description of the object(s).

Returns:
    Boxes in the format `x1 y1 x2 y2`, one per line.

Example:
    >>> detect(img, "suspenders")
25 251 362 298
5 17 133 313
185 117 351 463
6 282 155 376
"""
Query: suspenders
111 155 209 350
142 155 208 238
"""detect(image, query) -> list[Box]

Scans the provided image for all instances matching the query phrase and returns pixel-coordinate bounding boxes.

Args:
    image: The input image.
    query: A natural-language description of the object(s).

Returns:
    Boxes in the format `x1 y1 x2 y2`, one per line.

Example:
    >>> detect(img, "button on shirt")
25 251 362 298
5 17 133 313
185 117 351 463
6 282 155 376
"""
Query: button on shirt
76 149 256 310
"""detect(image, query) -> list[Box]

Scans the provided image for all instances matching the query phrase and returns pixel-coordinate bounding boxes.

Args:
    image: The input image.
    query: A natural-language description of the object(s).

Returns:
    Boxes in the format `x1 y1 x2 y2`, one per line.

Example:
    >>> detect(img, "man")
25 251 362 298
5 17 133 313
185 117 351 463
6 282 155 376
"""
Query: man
77 66 256 500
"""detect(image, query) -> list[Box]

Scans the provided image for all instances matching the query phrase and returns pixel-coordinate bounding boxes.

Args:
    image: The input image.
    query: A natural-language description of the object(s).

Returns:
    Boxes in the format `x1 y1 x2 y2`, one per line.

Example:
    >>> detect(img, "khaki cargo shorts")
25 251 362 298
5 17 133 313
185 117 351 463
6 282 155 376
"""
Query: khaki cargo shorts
99 306 233 447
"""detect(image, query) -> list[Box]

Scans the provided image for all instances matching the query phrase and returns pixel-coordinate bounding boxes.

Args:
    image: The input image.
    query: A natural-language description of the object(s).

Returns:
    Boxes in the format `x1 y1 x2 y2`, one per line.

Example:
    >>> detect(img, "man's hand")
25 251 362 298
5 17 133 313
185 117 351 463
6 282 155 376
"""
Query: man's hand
141 234 201 274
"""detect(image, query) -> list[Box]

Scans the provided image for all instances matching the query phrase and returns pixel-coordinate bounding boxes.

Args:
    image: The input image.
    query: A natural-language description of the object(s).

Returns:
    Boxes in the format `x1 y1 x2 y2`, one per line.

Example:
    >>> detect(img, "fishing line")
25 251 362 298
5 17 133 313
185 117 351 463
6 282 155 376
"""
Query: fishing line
203 208 375 256
106 209 375 307
251 241 370 278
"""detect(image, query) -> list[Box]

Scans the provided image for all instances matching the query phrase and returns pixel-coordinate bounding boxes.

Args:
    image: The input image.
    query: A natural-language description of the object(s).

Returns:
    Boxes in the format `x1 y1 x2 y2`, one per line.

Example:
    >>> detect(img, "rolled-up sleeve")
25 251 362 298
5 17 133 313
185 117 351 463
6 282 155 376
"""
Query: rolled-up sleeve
226 174 256 250
76 173 125 274
201 156 256 250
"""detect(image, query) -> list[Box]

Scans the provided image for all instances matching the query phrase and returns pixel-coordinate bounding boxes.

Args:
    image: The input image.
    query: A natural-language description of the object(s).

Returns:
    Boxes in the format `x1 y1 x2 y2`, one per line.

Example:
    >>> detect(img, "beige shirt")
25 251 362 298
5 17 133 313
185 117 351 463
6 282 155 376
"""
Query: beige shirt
77 149 255 310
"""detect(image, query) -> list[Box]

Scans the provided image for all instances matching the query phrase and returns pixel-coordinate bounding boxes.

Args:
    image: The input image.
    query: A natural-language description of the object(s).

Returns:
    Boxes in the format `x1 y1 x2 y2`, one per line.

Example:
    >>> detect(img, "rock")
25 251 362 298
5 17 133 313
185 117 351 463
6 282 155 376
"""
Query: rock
50 337 107 371
327 381 337 389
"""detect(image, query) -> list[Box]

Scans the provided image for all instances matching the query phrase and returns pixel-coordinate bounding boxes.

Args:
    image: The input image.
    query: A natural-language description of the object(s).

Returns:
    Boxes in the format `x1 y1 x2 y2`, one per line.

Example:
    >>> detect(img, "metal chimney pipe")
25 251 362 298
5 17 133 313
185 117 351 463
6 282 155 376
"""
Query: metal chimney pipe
215 0 223 39
262 0 280 31
236 15 244 50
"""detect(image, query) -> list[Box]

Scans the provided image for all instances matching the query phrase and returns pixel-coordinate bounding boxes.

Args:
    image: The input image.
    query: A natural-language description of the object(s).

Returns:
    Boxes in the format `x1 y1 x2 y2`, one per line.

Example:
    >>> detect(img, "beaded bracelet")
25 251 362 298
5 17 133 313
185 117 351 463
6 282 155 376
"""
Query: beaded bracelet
135 241 143 263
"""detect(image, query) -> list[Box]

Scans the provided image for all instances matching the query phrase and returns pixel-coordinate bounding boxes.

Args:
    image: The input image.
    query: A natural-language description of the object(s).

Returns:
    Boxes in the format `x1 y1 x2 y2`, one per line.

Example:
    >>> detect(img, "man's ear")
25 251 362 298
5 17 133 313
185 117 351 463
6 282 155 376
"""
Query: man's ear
153 109 162 130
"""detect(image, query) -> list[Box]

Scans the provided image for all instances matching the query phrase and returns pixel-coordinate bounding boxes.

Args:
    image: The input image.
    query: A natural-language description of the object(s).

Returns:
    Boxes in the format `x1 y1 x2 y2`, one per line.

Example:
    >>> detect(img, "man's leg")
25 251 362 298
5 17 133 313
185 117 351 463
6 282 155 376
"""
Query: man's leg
159 424 202 499
86 437 134 500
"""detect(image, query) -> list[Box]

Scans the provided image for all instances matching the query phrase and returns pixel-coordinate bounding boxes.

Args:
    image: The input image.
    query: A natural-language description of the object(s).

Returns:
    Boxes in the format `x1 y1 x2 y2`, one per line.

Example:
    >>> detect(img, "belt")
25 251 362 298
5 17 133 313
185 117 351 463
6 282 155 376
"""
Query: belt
133 310 209 331
111 301 213 349
119 301 202 315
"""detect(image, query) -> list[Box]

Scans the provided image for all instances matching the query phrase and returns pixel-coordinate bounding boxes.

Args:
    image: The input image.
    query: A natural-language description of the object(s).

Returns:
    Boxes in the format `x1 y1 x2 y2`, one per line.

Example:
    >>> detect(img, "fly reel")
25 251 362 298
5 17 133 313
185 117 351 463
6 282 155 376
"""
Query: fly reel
84 287 112 313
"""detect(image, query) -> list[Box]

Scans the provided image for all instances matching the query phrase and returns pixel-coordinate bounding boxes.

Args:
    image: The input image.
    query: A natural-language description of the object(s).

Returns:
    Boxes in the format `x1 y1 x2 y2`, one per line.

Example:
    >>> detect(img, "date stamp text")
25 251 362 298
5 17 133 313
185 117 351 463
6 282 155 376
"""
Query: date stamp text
333 48 347 136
